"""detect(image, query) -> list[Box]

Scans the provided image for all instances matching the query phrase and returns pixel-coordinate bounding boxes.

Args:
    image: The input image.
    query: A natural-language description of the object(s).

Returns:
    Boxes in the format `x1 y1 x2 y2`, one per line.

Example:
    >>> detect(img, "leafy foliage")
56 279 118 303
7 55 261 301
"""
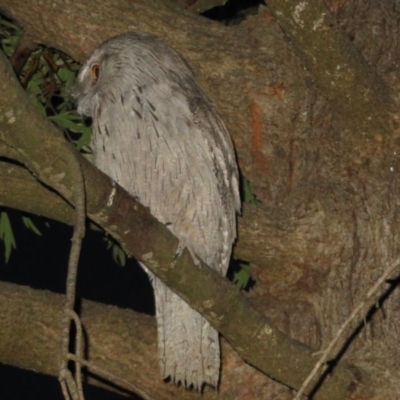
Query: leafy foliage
89 223 126 266
0 14 91 262
0 14 141 267
22 47 91 149
0 17 22 57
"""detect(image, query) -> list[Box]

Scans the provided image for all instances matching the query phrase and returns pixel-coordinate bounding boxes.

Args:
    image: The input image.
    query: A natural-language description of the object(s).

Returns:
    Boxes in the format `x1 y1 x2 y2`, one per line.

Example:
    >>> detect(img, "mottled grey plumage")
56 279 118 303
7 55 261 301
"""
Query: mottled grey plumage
73 32 240 389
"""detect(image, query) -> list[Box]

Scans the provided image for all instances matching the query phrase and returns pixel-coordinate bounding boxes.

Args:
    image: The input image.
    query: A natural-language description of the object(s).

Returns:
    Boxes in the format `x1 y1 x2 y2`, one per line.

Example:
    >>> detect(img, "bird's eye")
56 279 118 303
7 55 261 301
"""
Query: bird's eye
91 64 100 82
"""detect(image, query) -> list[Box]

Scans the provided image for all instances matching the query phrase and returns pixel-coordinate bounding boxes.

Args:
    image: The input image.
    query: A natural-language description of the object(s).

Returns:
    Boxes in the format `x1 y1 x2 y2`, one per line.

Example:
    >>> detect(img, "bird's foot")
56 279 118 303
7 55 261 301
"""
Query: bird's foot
174 239 200 266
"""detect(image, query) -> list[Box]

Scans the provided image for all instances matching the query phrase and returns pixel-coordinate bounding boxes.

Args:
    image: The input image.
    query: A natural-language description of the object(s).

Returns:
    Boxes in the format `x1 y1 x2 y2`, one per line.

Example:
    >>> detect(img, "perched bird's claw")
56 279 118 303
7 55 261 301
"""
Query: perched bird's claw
174 240 200 266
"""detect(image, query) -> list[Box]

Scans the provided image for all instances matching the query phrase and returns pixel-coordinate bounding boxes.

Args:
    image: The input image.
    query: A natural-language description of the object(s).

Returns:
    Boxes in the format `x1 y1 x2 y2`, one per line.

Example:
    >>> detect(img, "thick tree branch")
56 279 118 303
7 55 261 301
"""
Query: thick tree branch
0 161 296 274
0 46 367 399
0 162 74 225
0 281 291 400
266 0 397 144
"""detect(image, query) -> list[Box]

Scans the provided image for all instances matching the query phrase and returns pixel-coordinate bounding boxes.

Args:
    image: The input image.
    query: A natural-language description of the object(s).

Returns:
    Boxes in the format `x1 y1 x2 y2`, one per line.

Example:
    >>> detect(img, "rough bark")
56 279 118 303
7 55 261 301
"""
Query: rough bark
0 0 400 398
0 281 296 400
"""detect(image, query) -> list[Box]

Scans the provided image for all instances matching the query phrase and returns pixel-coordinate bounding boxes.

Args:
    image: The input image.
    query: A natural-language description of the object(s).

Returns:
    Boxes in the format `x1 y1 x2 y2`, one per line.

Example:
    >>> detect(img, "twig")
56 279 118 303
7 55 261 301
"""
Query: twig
66 354 155 400
9 33 37 77
69 310 85 400
293 257 400 399
58 151 86 400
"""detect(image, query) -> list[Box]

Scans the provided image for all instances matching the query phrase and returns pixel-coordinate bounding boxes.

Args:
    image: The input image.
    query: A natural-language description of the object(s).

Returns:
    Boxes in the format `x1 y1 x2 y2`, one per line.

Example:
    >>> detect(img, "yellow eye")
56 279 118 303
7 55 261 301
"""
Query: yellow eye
91 64 100 81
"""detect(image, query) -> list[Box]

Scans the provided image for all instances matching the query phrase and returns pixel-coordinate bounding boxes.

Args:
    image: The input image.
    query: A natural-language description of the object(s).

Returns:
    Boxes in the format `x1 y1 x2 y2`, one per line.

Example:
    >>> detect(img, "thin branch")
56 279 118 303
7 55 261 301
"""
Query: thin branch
293 257 400 399
69 310 84 400
66 354 155 400
9 33 37 76
59 154 86 400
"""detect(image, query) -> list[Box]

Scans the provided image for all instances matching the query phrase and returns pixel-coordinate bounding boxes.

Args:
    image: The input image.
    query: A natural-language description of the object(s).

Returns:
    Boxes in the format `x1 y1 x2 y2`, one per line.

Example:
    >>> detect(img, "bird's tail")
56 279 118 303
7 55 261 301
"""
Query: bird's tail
141 263 220 390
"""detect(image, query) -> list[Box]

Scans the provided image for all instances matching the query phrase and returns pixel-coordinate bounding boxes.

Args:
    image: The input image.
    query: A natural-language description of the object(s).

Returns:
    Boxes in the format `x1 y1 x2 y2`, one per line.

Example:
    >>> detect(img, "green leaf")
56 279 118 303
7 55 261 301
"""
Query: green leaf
49 112 83 130
0 212 16 263
88 222 102 232
0 18 22 33
75 125 92 149
102 236 126 266
242 177 256 204
22 216 42 236
233 263 252 290
112 243 126 266
58 66 76 89
29 96 47 117
49 112 92 149
49 112 87 130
